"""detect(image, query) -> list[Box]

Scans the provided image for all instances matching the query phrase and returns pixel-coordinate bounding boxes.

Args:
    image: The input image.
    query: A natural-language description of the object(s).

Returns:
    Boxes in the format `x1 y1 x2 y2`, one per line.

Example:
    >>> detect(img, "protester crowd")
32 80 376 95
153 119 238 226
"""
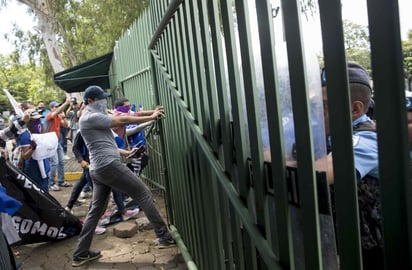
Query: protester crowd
0 89 174 268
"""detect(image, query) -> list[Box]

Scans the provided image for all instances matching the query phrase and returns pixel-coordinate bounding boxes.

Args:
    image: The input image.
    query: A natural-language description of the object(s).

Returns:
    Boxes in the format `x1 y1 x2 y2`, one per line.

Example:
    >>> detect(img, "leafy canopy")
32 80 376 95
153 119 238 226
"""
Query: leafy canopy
0 0 148 110
403 30 412 91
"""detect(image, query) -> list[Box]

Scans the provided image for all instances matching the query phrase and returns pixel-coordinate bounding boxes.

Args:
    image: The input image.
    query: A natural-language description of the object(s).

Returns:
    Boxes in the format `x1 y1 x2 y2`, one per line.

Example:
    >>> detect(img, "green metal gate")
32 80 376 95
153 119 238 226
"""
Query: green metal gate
109 0 412 269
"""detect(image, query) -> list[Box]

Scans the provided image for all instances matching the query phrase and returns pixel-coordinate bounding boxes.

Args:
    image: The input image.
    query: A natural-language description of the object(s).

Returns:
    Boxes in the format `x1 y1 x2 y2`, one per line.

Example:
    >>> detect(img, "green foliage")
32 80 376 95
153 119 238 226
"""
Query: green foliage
343 20 371 72
0 0 149 107
403 30 412 91
0 54 65 112
50 0 149 65
343 20 370 50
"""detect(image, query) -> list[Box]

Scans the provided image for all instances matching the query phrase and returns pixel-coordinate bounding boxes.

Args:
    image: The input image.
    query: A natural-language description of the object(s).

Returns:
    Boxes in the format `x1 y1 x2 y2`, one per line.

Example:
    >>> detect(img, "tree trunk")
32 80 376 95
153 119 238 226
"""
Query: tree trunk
35 0 65 73
17 0 67 73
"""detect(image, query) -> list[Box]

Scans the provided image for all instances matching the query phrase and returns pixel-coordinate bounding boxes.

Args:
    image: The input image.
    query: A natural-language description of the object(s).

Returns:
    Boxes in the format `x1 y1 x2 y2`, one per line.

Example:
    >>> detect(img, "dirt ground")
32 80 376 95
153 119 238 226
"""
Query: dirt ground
13 178 187 270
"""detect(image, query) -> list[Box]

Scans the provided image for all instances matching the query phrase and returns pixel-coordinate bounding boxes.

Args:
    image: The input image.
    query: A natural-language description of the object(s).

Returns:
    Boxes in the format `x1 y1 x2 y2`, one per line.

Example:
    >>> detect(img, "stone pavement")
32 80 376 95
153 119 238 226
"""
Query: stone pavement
14 144 187 270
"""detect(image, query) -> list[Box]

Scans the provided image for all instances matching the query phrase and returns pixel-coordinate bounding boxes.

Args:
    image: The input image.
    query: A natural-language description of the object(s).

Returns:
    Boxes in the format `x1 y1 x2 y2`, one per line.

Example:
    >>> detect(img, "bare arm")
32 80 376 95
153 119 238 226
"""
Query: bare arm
65 105 72 117
125 121 154 136
20 145 34 160
408 112 412 143
77 102 86 118
50 97 70 119
319 154 334 184
109 106 164 128
134 105 163 116
110 115 156 127
135 110 154 116
288 154 334 185
0 113 30 141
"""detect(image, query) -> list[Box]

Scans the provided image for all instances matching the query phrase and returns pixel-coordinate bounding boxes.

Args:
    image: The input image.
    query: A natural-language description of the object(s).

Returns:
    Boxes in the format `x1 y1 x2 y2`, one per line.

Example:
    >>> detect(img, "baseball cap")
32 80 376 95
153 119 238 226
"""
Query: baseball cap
83 85 111 105
49 101 60 108
321 62 372 92
26 109 44 119
347 62 372 91
70 96 77 103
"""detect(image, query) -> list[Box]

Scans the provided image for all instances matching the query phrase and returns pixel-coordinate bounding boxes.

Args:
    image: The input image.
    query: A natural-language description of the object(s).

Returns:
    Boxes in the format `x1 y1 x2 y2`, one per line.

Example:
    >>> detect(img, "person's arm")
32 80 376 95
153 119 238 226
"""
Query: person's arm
20 144 35 160
407 112 412 143
0 113 30 142
288 153 334 185
77 102 86 119
19 133 37 160
132 110 151 116
125 121 154 137
317 154 334 185
60 112 69 128
65 105 72 117
72 133 89 169
72 133 84 162
50 97 70 119
118 147 140 158
109 106 164 128
133 105 163 116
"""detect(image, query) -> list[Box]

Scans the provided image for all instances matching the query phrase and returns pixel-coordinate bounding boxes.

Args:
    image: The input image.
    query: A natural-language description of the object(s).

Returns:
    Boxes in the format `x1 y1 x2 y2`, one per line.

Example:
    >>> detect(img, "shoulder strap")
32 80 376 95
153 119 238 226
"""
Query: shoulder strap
353 121 376 132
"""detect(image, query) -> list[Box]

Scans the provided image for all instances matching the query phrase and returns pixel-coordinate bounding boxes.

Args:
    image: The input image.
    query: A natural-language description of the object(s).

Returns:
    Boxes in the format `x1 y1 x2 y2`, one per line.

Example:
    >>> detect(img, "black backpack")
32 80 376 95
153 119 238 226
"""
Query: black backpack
353 121 383 249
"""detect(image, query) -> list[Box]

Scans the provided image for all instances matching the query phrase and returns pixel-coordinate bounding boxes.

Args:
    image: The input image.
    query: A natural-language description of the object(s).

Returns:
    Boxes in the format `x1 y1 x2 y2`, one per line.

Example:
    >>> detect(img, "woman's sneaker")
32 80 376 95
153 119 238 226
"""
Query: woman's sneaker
50 184 61 191
58 181 73 187
64 207 74 215
73 199 86 206
80 191 92 199
94 226 106 235
72 250 102 267
121 208 140 221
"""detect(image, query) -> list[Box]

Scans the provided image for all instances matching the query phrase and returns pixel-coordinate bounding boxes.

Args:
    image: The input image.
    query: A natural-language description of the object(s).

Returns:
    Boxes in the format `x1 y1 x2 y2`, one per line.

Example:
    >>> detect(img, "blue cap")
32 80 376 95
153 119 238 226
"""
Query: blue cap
83 85 111 105
49 101 60 108
321 62 372 92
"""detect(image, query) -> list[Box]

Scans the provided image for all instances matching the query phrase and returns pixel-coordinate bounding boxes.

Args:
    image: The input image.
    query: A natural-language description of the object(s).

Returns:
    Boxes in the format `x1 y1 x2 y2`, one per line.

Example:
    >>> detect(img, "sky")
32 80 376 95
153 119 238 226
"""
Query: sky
342 0 412 40
0 1 35 54
0 0 411 55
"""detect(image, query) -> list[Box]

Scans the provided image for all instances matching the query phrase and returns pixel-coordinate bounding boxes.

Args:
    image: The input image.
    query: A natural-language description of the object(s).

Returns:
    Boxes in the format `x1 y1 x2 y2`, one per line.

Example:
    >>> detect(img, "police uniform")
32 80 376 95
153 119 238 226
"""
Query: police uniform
352 114 379 180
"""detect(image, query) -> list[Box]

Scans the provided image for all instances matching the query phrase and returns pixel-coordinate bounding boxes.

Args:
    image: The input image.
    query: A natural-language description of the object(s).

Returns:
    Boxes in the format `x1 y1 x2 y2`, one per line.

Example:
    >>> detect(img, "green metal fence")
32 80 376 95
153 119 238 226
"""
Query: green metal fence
109 0 412 269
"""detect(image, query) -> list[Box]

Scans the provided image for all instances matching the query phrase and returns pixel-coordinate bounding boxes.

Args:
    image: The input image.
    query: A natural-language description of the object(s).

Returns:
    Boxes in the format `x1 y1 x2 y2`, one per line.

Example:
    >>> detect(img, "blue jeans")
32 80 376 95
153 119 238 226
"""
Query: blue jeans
67 169 93 209
59 127 68 153
48 143 65 186
82 180 92 192
73 160 170 257
112 190 125 212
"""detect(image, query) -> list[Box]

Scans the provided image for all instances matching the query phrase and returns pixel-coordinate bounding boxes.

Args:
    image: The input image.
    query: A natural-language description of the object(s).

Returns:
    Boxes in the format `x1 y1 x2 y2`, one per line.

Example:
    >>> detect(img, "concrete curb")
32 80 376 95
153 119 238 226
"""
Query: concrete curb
64 172 82 181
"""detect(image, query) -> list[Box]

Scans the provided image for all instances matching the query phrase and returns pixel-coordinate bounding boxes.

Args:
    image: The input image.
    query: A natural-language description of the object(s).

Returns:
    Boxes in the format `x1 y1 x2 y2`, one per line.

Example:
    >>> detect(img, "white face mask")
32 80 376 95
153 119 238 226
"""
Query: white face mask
89 99 108 113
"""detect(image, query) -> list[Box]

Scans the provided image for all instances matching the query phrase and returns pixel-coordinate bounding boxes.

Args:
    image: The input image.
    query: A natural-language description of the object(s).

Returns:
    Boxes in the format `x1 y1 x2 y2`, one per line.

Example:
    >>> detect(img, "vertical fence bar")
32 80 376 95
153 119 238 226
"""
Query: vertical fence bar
206 0 233 171
196 0 220 153
318 1 362 269
109 0 412 269
281 0 323 269
182 2 201 129
220 0 251 269
235 0 268 236
255 0 294 268
188 0 210 137
367 0 412 268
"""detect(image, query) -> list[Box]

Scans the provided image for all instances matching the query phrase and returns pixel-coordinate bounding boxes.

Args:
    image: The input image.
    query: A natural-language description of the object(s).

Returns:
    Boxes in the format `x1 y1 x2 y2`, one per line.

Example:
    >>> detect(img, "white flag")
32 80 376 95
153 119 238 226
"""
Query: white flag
3 89 23 117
